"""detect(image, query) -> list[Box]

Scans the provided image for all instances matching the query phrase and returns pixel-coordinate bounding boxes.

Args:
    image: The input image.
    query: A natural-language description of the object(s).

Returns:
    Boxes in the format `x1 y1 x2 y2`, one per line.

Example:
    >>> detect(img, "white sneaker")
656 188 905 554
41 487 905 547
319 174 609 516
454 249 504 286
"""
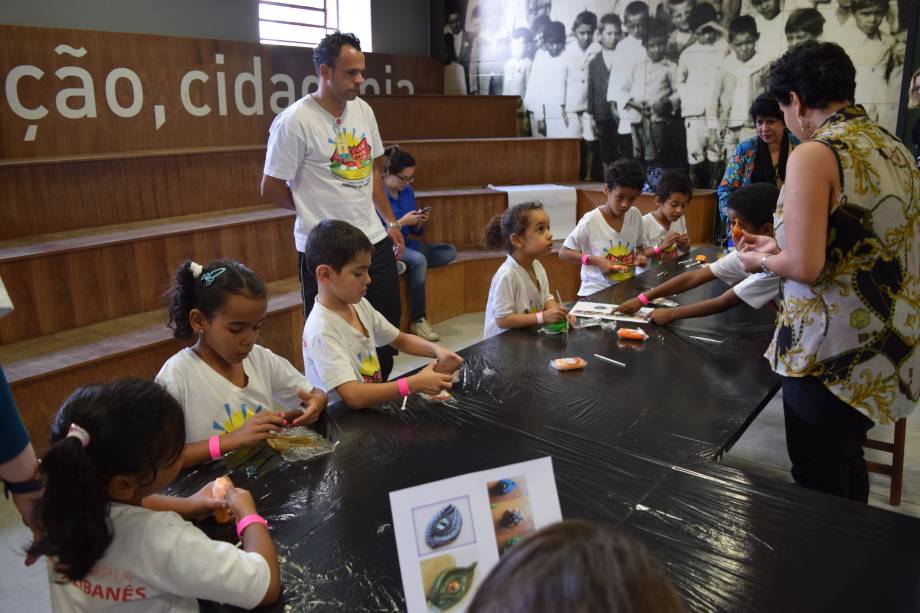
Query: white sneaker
396 260 407 275
411 318 440 341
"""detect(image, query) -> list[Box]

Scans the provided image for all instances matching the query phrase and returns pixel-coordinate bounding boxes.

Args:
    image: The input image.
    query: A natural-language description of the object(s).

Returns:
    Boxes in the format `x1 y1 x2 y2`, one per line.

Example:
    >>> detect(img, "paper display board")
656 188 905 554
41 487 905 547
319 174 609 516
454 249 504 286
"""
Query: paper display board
389 457 561 612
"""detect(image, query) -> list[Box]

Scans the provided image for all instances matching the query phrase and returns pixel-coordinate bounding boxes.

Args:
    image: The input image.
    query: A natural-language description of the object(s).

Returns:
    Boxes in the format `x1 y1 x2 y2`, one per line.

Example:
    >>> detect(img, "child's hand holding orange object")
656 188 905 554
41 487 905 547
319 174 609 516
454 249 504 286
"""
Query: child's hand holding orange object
211 476 234 523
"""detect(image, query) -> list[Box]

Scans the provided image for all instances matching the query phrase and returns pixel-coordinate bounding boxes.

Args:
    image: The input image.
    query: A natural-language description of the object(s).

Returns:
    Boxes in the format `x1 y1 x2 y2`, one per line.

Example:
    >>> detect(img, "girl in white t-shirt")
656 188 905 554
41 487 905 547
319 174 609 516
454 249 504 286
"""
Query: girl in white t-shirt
560 158 650 296
640 171 693 268
28 379 280 612
483 202 572 339
157 260 327 467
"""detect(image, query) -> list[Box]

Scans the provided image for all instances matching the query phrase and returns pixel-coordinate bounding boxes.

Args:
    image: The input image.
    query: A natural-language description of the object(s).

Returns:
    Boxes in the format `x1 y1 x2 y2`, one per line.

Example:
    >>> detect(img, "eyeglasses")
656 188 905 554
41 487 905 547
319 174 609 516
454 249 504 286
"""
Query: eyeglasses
396 174 416 183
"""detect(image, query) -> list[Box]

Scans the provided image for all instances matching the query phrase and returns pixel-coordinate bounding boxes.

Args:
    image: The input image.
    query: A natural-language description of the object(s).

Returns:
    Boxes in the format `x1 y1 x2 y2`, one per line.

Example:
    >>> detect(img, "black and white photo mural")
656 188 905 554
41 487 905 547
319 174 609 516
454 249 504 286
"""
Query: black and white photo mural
441 0 909 186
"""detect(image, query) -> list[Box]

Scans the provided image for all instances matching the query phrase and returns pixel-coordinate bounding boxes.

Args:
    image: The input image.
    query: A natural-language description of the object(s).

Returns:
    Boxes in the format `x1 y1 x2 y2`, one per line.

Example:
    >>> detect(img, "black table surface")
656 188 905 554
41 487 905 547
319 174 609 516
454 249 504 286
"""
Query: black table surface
171 248 920 612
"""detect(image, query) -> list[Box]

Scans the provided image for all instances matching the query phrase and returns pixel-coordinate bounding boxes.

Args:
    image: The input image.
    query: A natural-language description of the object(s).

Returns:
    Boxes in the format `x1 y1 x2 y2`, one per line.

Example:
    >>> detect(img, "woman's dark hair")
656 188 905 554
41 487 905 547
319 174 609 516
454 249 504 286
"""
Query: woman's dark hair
605 158 647 191
383 144 416 176
484 202 544 253
654 171 693 202
27 379 186 581
305 219 373 275
468 520 685 613
765 41 855 109
166 259 267 340
313 31 362 74
749 94 783 122
726 183 778 228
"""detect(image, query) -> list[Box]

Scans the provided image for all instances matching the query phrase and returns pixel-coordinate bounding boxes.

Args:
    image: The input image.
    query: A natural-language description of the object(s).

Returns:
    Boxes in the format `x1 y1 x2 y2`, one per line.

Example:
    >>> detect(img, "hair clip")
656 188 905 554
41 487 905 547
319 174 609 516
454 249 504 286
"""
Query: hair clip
189 261 203 279
201 267 227 286
66 423 90 447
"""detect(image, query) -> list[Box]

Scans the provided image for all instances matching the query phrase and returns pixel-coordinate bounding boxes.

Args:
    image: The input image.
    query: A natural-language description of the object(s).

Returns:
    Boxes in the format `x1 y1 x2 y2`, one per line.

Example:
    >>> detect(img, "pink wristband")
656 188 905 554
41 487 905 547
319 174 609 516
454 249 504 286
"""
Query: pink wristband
208 435 222 461
581 253 590 265
397 377 411 397
535 311 545 325
638 292 650 306
236 514 268 538
654 246 662 257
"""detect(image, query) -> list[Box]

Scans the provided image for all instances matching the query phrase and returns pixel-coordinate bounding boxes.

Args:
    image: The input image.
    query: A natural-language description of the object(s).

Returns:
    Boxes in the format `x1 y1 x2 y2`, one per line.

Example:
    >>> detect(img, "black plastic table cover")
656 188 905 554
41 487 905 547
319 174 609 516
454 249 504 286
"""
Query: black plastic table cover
168 248 920 612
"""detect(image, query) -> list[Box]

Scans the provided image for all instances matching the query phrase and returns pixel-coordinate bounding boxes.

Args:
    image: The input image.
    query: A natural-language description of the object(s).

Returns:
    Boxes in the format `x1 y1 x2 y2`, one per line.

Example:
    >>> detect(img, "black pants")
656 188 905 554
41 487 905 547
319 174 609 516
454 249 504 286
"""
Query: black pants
298 236 401 380
782 376 874 503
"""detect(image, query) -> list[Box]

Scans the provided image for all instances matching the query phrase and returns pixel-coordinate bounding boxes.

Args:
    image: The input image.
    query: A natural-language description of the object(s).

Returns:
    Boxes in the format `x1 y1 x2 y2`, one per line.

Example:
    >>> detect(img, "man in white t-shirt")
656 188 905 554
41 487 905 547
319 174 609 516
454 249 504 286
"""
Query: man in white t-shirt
261 32 404 380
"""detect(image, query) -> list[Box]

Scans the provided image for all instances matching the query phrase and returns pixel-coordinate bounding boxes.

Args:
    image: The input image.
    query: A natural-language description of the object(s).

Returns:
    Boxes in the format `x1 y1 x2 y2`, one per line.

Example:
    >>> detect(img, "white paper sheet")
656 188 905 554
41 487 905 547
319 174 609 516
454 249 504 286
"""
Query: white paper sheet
569 301 653 324
492 184 578 238
389 457 561 612
0 276 13 320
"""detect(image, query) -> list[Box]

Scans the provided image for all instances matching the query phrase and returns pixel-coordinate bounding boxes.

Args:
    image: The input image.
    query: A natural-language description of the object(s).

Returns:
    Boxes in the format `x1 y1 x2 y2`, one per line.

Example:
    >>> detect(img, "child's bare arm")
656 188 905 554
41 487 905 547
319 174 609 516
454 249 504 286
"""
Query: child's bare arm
617 266 716 314
336 362 453 409
650 287 743 324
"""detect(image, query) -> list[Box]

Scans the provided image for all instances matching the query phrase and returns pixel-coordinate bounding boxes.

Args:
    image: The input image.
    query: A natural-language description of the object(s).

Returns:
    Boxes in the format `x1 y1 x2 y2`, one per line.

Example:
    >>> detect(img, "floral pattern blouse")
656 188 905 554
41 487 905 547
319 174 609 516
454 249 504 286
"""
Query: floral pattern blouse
767 105 920 424
717 131 799 223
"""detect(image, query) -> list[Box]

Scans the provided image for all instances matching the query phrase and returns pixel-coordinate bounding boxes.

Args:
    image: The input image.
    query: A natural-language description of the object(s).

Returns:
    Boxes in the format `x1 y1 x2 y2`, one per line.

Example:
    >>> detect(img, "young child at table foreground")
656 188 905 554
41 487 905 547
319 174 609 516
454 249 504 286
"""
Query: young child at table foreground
301 220 463 409
157 259 327 468
483 201 573 339
467 519 685 613
618 183 780 325
642 171 692 263
28 379 280 612
559 158 650 296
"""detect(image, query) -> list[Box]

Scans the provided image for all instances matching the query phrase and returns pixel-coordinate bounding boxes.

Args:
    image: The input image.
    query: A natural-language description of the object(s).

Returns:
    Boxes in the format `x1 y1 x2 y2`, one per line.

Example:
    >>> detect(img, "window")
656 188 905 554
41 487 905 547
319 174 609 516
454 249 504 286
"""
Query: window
259 0 372 51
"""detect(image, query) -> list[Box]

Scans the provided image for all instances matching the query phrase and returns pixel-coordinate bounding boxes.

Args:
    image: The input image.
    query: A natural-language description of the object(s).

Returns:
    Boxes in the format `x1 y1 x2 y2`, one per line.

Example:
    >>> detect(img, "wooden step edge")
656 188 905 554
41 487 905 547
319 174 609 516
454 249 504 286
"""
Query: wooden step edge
0 205 294 263
0 144 268 168
1 137 580 168
1 280 303 385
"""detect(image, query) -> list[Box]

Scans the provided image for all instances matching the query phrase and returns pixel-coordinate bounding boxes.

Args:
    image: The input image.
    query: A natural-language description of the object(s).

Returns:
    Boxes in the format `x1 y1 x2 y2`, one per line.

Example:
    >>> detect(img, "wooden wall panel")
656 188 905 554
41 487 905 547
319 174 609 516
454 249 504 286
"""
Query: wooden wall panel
10 305 303 455
415 189 507 249
1 148 266 240
405 139 580 189
0 216 297 343
367 95 518 141
0 25 442 158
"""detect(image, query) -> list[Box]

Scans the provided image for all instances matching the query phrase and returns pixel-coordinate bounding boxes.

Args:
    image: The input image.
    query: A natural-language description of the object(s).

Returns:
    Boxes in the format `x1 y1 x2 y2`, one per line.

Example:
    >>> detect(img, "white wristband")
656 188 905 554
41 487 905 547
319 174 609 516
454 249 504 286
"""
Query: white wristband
535 311 545 325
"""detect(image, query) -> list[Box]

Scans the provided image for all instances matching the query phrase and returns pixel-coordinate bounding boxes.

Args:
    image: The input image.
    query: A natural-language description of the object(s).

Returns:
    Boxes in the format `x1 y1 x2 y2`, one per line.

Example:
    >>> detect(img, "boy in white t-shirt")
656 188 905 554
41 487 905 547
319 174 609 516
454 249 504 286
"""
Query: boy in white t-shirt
560 158 650 296
640 172 693 273
302 220 463 409
618 183 780 324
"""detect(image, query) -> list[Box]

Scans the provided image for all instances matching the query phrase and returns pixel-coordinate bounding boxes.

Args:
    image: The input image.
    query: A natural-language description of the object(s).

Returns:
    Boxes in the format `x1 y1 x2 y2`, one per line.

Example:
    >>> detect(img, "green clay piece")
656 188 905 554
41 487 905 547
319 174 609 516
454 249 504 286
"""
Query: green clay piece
501 536 523 555
426 562 477 610
543 320 569 334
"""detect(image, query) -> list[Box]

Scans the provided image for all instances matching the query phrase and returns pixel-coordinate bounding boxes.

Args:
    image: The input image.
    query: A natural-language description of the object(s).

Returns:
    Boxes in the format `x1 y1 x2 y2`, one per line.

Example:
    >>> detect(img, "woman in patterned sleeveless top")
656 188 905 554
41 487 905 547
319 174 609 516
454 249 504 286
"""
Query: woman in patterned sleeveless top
738 42 920 503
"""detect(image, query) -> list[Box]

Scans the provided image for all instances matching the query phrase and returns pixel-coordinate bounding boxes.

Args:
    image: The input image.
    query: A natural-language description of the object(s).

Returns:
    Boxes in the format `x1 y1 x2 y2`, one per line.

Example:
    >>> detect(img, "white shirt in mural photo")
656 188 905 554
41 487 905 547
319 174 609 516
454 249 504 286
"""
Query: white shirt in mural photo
156 345 314 443
302 298 400 404
483 255 552 339
49 504 269 613
264 94 385 251
563 206 647 296
708 250 780 309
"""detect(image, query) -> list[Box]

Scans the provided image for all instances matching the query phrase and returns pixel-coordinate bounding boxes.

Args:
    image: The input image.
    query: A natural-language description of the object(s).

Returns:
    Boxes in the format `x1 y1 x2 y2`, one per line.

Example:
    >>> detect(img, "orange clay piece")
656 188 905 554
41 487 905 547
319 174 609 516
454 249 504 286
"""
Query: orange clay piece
211 475 233 523
617 328 648 341
731 218 743 243
550 357 587 371
695 254 707 263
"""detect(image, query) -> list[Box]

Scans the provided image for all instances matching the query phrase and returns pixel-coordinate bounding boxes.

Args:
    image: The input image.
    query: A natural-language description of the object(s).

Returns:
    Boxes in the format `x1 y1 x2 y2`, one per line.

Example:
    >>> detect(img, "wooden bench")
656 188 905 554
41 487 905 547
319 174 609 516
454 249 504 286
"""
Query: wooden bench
366 95 519 140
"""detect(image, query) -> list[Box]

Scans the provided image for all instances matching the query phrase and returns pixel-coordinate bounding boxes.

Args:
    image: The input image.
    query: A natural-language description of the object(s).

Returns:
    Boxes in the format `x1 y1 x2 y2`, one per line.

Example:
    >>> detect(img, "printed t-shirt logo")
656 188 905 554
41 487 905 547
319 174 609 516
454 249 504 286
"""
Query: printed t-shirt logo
329 124 372 184
358 350 383 384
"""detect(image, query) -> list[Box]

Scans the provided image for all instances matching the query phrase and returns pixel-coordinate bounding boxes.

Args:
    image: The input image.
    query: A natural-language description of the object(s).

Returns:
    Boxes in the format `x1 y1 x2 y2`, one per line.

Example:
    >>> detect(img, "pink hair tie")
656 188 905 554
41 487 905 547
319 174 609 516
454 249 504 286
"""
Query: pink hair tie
208 435 222 461
66 423 90 447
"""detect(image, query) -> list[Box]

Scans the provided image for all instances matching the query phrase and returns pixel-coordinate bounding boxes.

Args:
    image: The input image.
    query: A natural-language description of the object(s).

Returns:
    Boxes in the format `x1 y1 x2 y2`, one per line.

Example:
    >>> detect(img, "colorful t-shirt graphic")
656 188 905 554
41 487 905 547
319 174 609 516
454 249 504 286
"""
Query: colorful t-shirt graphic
329 125 373 184
603 241 637 281
212 402 264 436
358 350 383 384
